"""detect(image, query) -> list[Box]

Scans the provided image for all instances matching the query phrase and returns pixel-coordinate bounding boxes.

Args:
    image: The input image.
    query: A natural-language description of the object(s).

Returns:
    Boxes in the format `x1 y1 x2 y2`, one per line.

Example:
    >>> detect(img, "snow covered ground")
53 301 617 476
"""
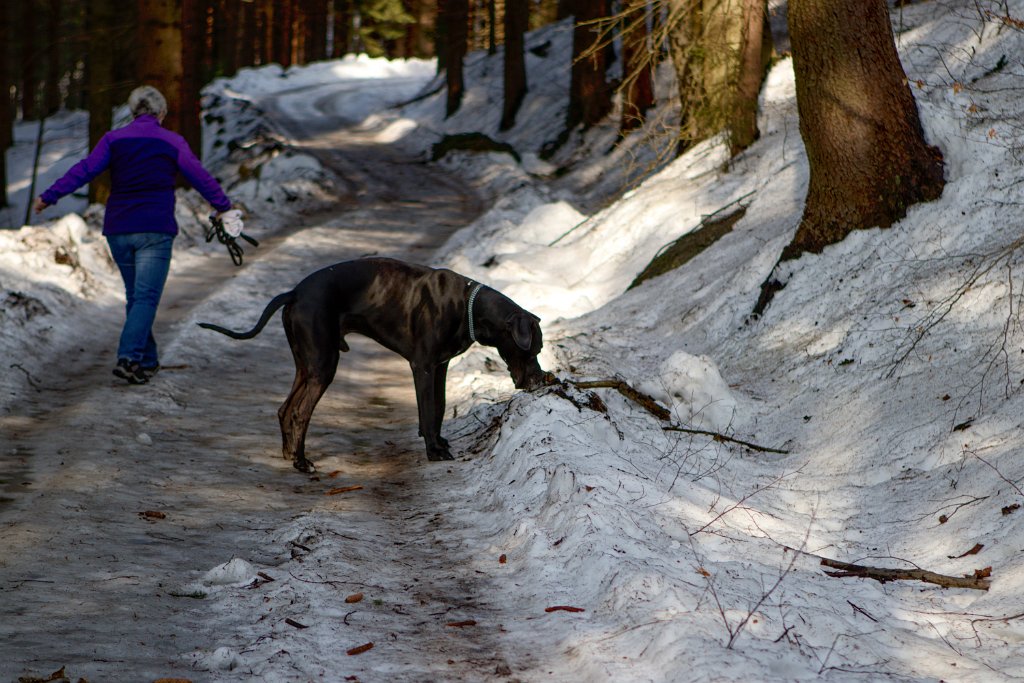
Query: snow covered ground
4 1 1024 680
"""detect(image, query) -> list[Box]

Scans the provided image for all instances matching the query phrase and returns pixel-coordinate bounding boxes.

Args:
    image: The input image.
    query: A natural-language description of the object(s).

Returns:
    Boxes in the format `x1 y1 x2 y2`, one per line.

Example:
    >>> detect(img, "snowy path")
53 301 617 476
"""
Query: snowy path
0 85 522 681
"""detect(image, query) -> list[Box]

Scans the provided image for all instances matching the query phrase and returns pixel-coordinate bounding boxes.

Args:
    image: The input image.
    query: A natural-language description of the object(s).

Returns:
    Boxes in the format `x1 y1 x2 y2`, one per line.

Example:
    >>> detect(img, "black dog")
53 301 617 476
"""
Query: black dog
199 257 550 472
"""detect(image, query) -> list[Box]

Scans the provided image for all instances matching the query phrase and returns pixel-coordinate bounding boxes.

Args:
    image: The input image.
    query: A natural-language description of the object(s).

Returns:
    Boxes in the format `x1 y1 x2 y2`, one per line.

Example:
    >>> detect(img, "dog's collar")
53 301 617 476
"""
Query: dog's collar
467 282 484 343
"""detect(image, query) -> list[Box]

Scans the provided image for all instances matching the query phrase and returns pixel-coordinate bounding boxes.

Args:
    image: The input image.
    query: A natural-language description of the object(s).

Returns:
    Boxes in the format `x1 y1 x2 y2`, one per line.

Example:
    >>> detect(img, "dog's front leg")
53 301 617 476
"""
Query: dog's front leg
411 361 453 461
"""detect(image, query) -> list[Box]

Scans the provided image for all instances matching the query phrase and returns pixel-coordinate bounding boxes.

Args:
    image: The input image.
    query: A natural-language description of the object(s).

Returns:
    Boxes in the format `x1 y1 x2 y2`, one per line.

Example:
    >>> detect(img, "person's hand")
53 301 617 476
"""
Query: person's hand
33 197 48 214
220 209 244 238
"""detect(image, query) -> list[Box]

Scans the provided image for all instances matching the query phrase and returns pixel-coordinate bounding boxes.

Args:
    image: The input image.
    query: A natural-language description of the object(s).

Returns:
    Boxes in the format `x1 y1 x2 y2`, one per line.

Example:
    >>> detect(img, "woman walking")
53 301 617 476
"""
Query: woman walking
34 85 243 385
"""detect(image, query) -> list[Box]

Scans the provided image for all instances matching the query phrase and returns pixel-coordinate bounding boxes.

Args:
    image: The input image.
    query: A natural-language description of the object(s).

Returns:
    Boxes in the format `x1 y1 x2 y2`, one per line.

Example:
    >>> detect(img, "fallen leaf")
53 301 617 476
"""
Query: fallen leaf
446 620 477 627
938 514 949 524
948 543 984 559
697 567 711 577
1002 503 1020 515
139 510 166 520
972 567 993 580
326 485 364 496
285 618 308 629
347 642 374 656
327 470 343 478
545 605 585 613
498 554 507 564
257 572 275 582
345 592 363 603
154 679 193 683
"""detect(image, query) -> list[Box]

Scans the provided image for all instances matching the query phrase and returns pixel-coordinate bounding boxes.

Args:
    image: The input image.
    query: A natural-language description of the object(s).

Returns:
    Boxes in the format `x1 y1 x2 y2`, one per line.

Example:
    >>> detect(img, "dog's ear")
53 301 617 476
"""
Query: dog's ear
507 313 535 351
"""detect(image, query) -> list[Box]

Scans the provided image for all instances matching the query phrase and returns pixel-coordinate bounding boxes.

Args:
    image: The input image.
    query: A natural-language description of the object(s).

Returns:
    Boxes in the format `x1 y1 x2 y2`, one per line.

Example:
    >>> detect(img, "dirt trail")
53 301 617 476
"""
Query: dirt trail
0 87 521 681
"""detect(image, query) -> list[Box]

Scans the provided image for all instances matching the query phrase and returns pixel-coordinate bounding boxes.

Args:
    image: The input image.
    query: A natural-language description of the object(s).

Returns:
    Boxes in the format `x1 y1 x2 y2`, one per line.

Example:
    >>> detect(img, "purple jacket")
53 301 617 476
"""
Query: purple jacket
40 114 231 236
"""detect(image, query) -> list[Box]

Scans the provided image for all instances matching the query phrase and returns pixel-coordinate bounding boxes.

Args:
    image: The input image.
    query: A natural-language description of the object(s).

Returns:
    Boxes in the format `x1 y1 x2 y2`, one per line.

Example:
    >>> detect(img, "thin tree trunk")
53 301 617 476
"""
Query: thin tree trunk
21 1 39 120
45 0 61 115
333 0 352 57
784 0 944 259
567 0 612 130
500 0 528 130
620 0 654 135
439 0 469 116
0 0 10 209
728 0 771 155
87 0 115 204
274 0 294 66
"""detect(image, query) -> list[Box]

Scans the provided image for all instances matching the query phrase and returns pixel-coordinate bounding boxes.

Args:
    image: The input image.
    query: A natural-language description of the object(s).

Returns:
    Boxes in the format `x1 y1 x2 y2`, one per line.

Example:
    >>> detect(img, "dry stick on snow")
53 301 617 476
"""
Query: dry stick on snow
819 557 991 591
567 378 789 454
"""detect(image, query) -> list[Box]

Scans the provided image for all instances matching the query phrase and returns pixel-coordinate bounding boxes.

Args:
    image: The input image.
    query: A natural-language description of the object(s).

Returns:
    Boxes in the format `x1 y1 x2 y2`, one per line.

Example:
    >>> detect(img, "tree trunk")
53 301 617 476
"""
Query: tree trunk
439 0 468 116
333 0 352 57
620 0 654 135
239 0 258 68
137 0 184 133
87 0 115 204
0 0 9 209
784 0 944 259
666 0 702 153
305 0 329 61
566 0 612 130
728 0 771 155
274 0 295 66
21 1 39 120
500 0 528 130
181 0 204 154
45 0 61 115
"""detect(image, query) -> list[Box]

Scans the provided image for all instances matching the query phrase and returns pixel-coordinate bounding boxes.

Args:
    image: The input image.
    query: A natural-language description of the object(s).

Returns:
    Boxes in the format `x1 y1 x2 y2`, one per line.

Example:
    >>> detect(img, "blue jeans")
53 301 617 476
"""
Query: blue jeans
107 233 174 367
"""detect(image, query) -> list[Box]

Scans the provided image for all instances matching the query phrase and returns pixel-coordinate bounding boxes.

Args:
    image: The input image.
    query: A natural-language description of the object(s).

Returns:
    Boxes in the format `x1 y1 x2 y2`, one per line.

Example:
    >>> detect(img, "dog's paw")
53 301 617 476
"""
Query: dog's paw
293 458 317 473
426 448 454 462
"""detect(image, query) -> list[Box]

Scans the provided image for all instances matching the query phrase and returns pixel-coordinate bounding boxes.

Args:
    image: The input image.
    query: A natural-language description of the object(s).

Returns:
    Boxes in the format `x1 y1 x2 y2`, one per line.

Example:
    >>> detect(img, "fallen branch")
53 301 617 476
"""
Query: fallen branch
663 425 790 454
820 557 991 591
571 379 671 420
559 377 789 454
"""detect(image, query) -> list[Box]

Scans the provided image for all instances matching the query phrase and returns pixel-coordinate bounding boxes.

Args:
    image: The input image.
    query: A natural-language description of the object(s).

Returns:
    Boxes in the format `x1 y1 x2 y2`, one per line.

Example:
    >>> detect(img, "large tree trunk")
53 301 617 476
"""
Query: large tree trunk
619 0 654 135
784 0 944 260
439 0 469 116
566 0 612 130
137 0 184 133
500 0 528 130
86 0 115 205
181 0 205 154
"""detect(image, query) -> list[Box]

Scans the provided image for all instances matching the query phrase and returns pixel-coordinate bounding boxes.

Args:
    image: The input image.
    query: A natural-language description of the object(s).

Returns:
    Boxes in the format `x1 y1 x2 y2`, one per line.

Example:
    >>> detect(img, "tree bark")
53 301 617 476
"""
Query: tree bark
0 0 9 208
566 0 612 130
500 0 528 130
87 0 115 204
438 0 469 116
45 0 61 116
181 0 204 154
333 0 352 57
274 0 295 66
728 0 771 154
666 0 702 153
137 0 184 134
620 0 654 135
784 0 944 259
21 0 39 120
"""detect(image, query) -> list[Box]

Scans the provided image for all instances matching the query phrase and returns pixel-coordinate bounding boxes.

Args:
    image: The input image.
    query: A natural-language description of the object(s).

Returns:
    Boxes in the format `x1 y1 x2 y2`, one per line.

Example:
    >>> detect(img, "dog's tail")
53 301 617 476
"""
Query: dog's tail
197 291 296 340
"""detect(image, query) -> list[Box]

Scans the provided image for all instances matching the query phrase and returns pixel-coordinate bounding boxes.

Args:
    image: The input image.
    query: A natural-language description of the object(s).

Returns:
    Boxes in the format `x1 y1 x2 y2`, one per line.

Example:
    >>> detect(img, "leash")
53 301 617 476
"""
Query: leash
205 214 259 266
467 282 484 343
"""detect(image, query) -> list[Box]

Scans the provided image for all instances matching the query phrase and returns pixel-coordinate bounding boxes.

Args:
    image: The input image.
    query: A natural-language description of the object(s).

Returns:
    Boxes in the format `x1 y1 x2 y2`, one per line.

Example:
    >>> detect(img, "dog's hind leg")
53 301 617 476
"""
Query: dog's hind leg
278 310 339 473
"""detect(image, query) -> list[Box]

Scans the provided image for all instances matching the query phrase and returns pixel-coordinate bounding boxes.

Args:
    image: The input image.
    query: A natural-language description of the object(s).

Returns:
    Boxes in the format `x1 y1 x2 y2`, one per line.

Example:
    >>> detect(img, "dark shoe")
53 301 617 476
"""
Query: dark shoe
113 358 148 385
140 363 160 378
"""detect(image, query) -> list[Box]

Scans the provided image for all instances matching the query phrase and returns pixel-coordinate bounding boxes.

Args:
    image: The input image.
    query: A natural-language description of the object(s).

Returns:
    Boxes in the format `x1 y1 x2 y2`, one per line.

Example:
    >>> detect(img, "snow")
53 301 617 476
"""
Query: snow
5 0 1024 680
